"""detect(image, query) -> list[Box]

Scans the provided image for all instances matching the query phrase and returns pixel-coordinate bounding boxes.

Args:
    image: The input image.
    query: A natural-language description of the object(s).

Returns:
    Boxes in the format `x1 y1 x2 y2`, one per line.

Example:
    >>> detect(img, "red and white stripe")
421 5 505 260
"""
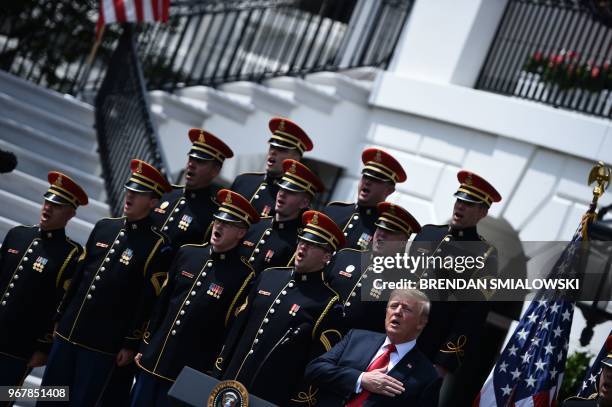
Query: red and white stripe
474 376 562 407
98 0 169 27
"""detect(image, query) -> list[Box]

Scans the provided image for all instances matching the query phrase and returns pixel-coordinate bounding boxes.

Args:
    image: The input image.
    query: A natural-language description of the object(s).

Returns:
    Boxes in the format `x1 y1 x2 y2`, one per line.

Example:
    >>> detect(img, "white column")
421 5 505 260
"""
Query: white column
388 0 508 87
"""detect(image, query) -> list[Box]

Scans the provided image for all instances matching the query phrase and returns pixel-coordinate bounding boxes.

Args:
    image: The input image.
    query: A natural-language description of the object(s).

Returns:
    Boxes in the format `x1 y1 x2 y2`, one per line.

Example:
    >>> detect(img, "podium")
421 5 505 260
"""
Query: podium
168 366 278 407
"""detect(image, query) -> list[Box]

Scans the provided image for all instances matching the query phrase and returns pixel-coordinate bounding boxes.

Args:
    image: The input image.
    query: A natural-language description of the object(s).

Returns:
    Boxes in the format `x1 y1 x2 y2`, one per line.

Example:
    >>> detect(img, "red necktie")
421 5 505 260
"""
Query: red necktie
346 343 397 407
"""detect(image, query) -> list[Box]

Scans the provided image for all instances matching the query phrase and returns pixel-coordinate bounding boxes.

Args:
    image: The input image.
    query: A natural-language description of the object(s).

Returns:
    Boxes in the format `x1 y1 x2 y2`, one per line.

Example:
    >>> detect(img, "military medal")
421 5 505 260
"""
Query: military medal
258 290 271 296
178 215 193 231
7 248 18 254
181 270 194 279
33 256 48 273
357 233 372 249
207 283 223 299
120 248 133 265
289 304 300 316
370 287 382 299
339 264 355 278
261 205 271 217
243 240 255 247
264 250 274 262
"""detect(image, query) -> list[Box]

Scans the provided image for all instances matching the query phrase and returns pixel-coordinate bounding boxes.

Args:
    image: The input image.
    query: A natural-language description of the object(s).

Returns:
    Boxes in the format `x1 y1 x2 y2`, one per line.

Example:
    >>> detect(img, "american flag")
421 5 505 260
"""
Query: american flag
576 329 612 398
474 211 595 407
97 0 169 28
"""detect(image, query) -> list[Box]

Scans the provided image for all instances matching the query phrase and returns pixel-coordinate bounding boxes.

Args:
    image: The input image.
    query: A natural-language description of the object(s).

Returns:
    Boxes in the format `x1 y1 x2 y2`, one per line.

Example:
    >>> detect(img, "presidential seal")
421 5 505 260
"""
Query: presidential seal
208 380 249 407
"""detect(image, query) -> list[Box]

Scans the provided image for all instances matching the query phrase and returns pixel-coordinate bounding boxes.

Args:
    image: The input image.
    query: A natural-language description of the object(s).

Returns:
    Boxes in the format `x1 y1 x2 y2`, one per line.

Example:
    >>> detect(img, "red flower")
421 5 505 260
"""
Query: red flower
591 66 600 78
554 54 564 65
534 51 543 62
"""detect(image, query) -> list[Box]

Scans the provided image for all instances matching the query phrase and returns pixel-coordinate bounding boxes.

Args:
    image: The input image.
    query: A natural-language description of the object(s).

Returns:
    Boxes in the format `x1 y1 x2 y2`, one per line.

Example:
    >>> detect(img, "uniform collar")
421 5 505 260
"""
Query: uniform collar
357 204 376 216
125 216 153 232
273 216 301 232
293 269 325 283
448 225 479 239
38 227 66 240
184 185 213 200
265 172 281 184
210 243 241 261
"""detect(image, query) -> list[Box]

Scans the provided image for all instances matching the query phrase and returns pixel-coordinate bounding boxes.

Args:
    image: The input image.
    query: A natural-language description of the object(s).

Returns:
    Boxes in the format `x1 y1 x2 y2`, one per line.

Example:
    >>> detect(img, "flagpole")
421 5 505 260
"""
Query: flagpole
76 25 106 99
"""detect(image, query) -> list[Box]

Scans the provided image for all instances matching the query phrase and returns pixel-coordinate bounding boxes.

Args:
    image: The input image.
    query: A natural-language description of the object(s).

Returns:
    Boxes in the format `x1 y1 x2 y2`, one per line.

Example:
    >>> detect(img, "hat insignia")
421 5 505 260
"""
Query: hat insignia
375 150 382 163
55 175 63 187
225 193 232 204
136 161 143 174
198 131 206 143
389 205 396 214
278 120 286 131
311 213 319 225
465 174 473 186
289 161 297 174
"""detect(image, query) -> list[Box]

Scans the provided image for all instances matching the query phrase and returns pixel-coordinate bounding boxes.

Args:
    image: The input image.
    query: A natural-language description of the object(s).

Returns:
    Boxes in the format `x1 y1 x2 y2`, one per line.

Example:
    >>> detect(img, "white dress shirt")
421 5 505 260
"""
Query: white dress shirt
355 337 416 393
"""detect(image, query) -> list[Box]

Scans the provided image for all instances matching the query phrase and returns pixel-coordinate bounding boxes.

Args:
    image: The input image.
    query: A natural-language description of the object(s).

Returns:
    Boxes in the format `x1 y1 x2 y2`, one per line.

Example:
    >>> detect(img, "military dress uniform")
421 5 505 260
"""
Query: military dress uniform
0 172 87 386
130 189 260 407
240 159 324 274
40 160 173 406
410 170 501 407
152 129 233 250
231 117 313 217
214 211 345 406
562 349 612 406
325 148 407 250
326 202 422 334
561 394 600 406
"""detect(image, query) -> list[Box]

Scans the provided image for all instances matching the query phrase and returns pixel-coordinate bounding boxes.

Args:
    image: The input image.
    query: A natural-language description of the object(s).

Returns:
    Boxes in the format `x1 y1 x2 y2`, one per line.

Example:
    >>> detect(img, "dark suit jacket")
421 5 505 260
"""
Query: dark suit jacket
304 329 440 407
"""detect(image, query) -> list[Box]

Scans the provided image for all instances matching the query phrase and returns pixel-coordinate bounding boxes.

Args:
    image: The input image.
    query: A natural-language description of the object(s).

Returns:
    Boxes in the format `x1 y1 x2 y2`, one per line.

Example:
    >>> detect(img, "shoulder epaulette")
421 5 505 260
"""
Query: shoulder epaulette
327 201 354 206
238 172 265 177
10 224 36 233
337 247 368 254
100 216 125 221
563 392 598 401
180 242 209 249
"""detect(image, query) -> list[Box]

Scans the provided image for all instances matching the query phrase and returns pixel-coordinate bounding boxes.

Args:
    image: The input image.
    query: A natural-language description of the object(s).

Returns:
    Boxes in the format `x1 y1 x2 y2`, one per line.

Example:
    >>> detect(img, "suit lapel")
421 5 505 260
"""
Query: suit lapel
387 346 419 383
356 333 387 371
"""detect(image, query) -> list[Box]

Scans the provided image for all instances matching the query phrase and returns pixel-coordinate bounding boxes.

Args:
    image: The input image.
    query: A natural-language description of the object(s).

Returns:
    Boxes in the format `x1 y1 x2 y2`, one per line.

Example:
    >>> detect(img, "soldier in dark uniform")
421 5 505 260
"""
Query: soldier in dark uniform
0 172 87 387
241 159 324 274
410 170 501 407
152 128 234 251
130 189 260 407
325 148 406 250
39 160 173 406
231 117 314 217
562 349 612 406
326 202 421 333
214 211 345 406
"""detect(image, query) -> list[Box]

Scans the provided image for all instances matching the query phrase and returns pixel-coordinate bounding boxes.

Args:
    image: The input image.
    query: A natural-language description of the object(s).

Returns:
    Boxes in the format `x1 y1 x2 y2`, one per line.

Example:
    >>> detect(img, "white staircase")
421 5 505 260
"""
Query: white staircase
0 71 109 245
151 68 379 203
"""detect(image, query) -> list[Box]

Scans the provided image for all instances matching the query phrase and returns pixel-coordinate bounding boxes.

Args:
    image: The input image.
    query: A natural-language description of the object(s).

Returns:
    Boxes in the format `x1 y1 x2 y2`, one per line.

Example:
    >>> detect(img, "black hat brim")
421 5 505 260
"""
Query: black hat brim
43 192 75 208
125 181 162 197
454 191 487 205
213 211 248 227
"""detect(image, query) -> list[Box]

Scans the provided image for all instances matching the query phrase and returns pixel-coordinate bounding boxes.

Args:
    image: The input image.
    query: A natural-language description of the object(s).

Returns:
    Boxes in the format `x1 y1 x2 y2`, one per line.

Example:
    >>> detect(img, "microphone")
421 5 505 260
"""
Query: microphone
247 323 310 388
280 323 308 345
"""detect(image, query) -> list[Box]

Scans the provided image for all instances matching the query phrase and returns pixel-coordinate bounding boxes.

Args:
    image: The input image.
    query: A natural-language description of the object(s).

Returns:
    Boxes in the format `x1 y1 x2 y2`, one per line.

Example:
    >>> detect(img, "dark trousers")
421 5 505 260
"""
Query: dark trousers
130 370 172 407
0 353 29 386
39 336 115 407
99 364 136 407
0 353 30 407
